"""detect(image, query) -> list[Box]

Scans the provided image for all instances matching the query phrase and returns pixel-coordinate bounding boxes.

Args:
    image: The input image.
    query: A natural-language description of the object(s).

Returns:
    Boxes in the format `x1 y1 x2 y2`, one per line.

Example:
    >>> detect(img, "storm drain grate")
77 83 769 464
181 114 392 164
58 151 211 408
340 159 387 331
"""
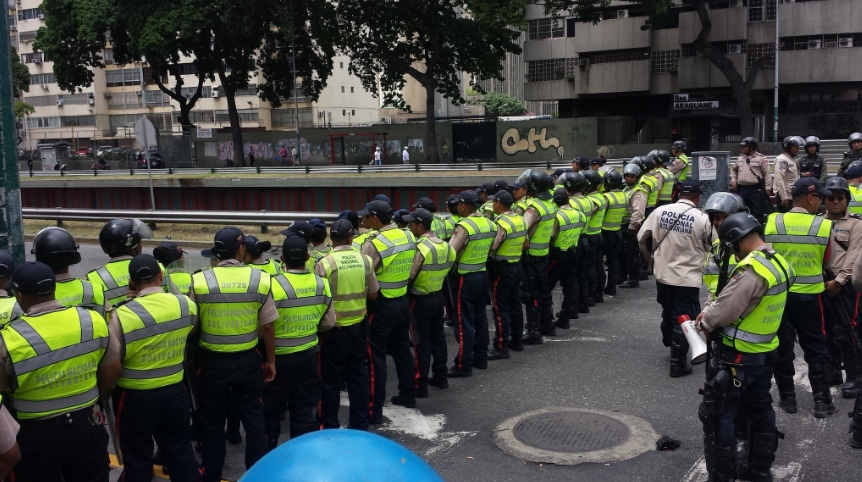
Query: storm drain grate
512 411 631 453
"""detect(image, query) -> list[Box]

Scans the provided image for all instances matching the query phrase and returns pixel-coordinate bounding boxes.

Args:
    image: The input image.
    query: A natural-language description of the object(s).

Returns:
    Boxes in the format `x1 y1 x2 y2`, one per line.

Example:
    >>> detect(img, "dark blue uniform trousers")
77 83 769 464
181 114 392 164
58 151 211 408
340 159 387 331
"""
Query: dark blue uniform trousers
453 271 490 369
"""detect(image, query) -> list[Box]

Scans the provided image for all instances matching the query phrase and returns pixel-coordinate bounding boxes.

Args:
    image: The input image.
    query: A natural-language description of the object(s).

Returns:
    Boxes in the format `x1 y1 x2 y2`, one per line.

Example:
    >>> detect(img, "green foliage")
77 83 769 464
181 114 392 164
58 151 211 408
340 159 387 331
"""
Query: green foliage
14 101 35 118
10 47 30 97
476 92 527 116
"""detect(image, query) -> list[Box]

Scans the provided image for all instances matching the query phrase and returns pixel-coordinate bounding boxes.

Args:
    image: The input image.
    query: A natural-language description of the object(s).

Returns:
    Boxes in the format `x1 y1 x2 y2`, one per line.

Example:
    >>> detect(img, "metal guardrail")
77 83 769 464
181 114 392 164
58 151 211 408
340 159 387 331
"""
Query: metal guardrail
21 160 626 178
23 208 339 229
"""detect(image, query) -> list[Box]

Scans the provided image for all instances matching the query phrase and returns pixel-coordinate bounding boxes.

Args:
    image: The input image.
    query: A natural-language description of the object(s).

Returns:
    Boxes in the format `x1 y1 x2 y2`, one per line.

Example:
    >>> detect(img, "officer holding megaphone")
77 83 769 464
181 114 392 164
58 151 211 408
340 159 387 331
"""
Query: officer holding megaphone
693 213 794 482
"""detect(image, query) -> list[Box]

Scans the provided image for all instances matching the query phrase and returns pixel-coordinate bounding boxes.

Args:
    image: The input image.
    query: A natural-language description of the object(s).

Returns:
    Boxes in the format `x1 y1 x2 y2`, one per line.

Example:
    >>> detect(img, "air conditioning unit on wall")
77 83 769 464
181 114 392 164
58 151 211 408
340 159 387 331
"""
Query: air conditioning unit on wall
839 38 854 48
617 9 629 19
728 44 743 54
808 39 822 50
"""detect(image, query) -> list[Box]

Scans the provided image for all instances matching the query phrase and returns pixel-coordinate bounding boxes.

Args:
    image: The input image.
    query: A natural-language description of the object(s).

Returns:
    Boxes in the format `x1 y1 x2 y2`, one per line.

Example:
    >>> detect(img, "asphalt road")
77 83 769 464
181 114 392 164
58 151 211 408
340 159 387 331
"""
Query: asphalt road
37 243 861 481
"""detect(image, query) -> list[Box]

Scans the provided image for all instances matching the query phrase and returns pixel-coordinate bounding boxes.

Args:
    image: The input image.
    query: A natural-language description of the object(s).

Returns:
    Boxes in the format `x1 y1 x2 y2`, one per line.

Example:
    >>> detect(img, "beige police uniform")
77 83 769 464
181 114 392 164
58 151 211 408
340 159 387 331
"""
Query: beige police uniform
773 153 799 204
732 152 772 190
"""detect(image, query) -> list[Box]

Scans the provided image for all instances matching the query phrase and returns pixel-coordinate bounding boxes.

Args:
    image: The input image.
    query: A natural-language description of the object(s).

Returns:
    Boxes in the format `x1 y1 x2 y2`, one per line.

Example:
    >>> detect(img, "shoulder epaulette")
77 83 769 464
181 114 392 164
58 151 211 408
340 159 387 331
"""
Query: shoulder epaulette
849 213 862 220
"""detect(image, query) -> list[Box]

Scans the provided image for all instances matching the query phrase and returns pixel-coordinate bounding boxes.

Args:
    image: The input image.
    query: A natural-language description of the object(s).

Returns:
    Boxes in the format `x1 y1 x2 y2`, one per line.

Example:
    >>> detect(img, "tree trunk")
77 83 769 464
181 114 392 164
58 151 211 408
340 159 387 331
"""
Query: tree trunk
217 66 245 166
424 80 439 163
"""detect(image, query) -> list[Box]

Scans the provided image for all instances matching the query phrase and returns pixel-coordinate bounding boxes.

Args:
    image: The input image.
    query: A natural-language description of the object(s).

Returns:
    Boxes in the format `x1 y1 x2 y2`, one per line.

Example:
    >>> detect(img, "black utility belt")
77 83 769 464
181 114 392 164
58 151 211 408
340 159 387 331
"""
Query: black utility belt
17 406 94 428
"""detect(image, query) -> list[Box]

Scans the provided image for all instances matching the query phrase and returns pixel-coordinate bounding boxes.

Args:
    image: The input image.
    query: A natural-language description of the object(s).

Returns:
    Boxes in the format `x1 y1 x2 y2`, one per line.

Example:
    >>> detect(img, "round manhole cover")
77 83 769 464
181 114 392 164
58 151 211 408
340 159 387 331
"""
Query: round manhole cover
512 411 631 453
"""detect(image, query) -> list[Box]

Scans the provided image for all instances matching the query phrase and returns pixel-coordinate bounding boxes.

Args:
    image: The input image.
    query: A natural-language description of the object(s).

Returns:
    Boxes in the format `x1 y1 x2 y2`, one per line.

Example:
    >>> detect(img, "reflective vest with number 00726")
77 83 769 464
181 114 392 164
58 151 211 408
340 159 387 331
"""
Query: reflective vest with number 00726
526 198 557 256
584 193 607 236
116 292 197 389
192 265 271 352
321 249 369 327
720 250 793 353
456 216 497 273
370 228 417 298
492 213 527 262
553 207 586 250
763 212 831 294
412 237 455 294
55 278 105 316
3 306 108 419
271 271 331 355
601 191 628 232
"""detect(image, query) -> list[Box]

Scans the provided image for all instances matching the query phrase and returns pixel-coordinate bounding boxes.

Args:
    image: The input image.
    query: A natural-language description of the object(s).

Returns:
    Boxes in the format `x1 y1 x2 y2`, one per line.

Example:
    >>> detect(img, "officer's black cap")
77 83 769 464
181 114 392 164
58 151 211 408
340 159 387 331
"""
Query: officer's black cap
330 219 355 240
493 180 508 192
412 197 436 211
0 250 15 278
477 183 494 194
279 221 312 239
129 254 161 283
5 261 55 295
591 157 603 165
791 177 831 197
678 180 703 195
358 200 393 219
403 208 434 228
393 209 411 225
553 187 569 205
491 190 514 207
458 190 481 207
446 194 460 207
282 236 308 264
337 210 360 231
552 169 565 178
152 242 183 267
210 227 244 258
372 194 393 207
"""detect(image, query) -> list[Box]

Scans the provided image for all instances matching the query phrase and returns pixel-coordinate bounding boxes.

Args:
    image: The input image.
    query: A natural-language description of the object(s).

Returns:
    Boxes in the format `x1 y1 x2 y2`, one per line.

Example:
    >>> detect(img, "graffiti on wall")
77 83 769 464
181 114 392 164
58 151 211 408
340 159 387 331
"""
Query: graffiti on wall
501 127 565 159
217 139 312 162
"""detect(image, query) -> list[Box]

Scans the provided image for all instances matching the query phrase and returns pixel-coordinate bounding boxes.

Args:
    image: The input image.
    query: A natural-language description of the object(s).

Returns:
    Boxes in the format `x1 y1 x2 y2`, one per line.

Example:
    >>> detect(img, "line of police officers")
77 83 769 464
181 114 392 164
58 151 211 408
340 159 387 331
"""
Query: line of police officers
0 134 860 481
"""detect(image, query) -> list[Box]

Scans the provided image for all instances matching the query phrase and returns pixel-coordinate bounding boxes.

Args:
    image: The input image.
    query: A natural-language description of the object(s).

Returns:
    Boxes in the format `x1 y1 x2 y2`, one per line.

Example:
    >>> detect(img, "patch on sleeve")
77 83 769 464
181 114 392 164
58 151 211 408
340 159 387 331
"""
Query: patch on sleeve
731 267 747 281
777 161 786 170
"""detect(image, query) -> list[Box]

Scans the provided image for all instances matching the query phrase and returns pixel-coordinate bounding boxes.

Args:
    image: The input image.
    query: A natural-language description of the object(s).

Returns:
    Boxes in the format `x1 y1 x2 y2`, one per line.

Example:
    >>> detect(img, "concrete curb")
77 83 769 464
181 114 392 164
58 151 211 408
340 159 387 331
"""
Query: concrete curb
492 406 660 466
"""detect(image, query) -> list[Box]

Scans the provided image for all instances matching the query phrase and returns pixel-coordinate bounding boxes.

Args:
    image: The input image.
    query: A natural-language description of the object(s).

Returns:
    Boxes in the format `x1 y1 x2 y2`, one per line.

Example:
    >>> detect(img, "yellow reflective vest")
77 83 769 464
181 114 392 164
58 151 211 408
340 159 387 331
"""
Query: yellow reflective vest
55 278 106 316
369 228 417 298
455 216 497 274
492 213 527 262
412 236 455 294
0 296 23 327
271 271 332 354
585 192 608 236
763 213 831 294
526 197 557 256
602 190 628 232
320 249 372 326
249 259 284 277
553 207 586 249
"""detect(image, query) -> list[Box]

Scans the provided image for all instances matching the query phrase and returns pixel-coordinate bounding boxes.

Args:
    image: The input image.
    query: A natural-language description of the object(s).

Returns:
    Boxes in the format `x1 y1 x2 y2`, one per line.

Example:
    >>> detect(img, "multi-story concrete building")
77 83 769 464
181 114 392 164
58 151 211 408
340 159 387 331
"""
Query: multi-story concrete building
523 0 862 150
8 1 383 151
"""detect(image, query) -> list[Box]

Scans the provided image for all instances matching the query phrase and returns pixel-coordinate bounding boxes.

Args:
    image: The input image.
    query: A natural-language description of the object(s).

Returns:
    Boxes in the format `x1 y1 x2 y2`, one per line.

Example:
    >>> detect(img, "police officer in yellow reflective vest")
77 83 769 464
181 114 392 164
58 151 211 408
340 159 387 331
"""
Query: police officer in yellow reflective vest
110 255 199 482
264 236 335 449
764 178 837 418
548 188 586 331
315 220 379 431
563 172 595 313
189 227 278 482
31 228 107 316
441 194 462 325
653 150 676 207
518 170 558 344
583 170 608 303
359 200 418 419
0 261 121 482
153 242 192 295
447 191 497 375
88 219 146 307
243 236 284 276
405 208 455 395
488 191 527 356
695 213 792 482
306 219 333 271
601 170 628 297
0 251 22 324
640 156 660 219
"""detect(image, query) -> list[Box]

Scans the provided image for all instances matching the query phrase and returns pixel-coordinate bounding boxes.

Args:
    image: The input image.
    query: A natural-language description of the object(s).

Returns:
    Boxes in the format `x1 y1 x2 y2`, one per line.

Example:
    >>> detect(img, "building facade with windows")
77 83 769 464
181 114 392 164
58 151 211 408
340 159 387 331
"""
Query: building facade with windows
7 0 383 150
523 0 862 150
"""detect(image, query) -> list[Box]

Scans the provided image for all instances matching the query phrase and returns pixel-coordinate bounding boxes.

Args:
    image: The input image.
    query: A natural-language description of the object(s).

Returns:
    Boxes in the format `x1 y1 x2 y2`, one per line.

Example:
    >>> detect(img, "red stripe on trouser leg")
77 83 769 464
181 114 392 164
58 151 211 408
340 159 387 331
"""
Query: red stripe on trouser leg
492 275 503 350
410 299 420 389
818 296 826 336
366 314 375 417
116 390 127 481
854 293 860 328
546 259 556 275
455 276 465 370
317 346 323 430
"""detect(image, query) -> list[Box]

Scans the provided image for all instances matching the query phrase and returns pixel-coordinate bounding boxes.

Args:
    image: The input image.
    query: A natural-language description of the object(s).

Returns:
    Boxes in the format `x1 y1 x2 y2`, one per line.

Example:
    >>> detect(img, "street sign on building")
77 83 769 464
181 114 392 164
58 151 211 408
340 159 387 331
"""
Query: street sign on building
673 100 719 110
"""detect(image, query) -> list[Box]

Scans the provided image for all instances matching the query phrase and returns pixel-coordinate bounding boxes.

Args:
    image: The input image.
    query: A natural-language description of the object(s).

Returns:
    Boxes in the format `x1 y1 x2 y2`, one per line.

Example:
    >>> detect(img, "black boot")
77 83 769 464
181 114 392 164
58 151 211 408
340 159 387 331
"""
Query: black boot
225 418 242 445
773 372 798 414
669 330 692 378
824 360 844 387
429 374 449 389
809 363 838 418
840 348 862 399
735 437 750 480
522 306 543 345
488 347 510 360
619 279 639 288
603 285 616 297
554 311 571 330
508 338 524 352
711 445 736 482
391 395 417 408
747 431 778 482
416 380 429 398
289 423 318 441
577 304 590 313
849 395 862 449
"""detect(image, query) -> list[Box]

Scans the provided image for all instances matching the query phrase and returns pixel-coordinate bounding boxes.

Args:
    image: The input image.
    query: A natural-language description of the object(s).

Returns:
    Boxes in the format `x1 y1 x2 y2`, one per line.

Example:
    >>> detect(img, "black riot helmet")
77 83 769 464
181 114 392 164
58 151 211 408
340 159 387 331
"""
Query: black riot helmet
98 218 143 257
517 169 552 196
804 136 820 152
824 176 851 199
582 170 602 191
623 162 642 179
782 136 802 152
849 132 862 148
640 155 656 172
718 212 763 245
739 137 759 150
704 192 746 216
653 150 671 165
603 170 624 190
31 227 81 269
628 156 646 172
671 140 687 151
561 171 586 193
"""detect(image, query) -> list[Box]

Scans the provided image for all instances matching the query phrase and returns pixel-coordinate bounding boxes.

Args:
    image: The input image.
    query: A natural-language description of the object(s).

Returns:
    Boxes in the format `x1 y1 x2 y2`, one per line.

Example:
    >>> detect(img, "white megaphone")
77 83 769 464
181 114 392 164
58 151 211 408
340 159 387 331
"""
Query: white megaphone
678 315 708 365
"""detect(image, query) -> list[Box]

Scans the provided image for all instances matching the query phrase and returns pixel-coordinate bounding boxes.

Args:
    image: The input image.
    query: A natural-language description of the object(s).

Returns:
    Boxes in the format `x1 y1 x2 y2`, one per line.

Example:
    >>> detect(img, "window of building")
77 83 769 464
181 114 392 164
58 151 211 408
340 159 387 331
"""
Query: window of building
526 58 575 82
271 108 313 129
352 110 356 115
340 62 343 68
175 63 198 76
528 18 565 41
10 36 18 49
26 115 95 128
107 92 143 110
31 73 55 85
17 8 44 21
342 110 346 116
180 86 213 99
350 87 354 93
746 43 775 68
566 18 576 37
103 48 114 65
24 95 58 107
190 110 215 123
779 33 862 51
27 116 60 128
234 84 257 96
341 86 345 93
7 15 15 29
748 0 777 22
214 109 258 123
18 31 37 43
106 68 142 87
651 50 681 73
55 93 92 105
108 113 172 134
20 52 45 63
589 50 651 65
144 90 169 107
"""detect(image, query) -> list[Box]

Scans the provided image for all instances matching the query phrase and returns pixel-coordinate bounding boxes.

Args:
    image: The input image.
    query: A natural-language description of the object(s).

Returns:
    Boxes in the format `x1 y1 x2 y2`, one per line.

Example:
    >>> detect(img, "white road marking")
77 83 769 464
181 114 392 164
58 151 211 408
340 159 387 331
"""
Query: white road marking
790 358 841 396
545 336 610 342
682 455 802 482
339 393 477 457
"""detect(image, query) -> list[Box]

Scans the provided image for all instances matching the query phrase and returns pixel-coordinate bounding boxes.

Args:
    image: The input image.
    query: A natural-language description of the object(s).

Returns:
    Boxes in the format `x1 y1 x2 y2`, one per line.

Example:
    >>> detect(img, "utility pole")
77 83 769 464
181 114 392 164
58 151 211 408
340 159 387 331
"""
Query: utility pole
772 1 780 155
290 12 300 165
0 13 25 264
